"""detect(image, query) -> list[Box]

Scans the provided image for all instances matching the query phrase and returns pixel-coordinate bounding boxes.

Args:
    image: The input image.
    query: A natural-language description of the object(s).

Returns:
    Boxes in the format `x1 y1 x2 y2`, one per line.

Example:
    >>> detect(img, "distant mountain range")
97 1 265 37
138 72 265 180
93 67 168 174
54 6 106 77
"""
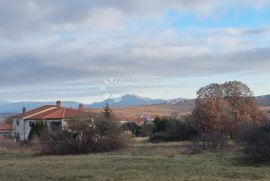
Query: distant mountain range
256 95 270 106
90 94 166 108
0 94 172 114
0 94 269 114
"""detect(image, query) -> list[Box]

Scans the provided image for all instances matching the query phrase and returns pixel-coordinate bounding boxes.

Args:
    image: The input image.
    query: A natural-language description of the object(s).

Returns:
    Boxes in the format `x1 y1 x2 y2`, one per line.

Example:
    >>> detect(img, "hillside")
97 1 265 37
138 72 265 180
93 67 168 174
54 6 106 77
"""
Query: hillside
91 99 195 124
257 95 270 106
91 98 270 123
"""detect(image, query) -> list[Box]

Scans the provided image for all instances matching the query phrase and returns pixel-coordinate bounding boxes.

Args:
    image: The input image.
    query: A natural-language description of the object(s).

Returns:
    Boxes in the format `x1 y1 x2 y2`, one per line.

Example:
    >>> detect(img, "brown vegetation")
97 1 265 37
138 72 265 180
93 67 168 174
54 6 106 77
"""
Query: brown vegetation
39 113 128 155
192 81 262 137
90 104 193 124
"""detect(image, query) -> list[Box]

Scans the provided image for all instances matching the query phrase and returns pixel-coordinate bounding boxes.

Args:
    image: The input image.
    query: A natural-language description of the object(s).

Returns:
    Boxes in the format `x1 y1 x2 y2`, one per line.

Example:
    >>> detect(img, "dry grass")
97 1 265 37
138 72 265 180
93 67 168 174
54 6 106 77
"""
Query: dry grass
1 141 270 181
259 106 270 112
0 138 33 153
90 104 192 124
91 105 270 124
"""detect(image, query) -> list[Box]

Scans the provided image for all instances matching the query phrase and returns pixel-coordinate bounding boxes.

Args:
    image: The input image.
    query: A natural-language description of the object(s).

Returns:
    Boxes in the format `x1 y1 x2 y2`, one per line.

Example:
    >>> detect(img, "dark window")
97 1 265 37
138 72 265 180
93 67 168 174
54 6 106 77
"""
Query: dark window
50 122 61 130
16 120 19 127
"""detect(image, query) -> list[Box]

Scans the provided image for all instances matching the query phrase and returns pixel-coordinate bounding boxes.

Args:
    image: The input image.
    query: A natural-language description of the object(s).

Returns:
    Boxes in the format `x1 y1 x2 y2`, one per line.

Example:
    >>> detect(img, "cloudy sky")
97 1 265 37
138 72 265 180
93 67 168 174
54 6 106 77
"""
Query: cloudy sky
1 0 270 103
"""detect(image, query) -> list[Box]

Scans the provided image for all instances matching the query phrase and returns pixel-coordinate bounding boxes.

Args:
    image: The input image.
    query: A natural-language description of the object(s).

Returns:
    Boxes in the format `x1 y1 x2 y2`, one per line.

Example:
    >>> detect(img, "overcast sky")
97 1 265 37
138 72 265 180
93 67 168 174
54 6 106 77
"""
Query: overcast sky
1 0 270 103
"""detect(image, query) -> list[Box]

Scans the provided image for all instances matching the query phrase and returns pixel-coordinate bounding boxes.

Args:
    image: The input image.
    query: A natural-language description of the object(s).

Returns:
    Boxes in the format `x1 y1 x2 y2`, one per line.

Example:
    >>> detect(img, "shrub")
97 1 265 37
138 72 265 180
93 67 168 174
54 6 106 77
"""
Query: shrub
165 120 197 141
236 122 270 163
153 116 167 133
149 117 197 142
28 121 48 140
121 122 139 135
39 114 128 155
136 122 155 137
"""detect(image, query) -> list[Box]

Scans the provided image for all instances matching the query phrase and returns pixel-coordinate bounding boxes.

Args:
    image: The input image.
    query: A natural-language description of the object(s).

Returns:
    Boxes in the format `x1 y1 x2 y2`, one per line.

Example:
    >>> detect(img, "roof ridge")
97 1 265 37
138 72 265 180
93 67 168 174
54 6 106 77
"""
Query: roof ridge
43 108 62 119
23 106 57 120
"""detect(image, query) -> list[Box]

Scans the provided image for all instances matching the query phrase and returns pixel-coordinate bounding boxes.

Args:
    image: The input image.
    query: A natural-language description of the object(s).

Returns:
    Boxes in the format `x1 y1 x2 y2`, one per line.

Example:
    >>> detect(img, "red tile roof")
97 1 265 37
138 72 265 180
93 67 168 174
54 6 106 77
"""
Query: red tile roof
21 105 89 120
0 124 12 131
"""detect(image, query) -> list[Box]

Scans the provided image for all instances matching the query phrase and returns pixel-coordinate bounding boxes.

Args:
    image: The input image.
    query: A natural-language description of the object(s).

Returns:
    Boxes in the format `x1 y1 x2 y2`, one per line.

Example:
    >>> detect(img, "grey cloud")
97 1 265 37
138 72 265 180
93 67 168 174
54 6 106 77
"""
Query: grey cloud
0 0 270 100
0 55 89 86
1 0 269 37
1 44 269 87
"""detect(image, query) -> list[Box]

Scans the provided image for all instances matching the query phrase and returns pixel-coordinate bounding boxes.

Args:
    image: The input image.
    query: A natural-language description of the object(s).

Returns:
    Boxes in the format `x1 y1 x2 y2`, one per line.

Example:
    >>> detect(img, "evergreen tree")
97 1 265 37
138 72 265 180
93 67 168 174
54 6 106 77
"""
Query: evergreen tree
103 102 112 119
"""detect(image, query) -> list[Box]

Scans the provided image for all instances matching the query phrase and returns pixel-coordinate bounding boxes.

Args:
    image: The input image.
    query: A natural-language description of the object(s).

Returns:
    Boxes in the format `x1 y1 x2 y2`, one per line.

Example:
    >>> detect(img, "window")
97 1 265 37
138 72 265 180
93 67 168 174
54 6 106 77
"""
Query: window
50 122 61 130
16 120 19 127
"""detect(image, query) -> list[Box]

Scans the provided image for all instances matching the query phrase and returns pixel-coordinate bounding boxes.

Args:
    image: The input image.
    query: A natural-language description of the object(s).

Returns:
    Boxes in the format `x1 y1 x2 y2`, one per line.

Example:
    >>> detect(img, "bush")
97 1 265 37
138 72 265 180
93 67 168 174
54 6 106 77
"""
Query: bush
236 122 270 163
39 114 128 155
29 121 47 140
121 122 139 135
165 120 197 141
135 122 155 137
149 117 197 142
153 116 167 133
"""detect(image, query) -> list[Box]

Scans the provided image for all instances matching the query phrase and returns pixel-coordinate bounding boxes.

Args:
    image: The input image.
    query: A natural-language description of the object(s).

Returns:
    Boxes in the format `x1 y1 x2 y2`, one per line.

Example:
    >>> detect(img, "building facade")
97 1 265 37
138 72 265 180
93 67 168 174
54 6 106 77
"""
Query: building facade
13 101 87 141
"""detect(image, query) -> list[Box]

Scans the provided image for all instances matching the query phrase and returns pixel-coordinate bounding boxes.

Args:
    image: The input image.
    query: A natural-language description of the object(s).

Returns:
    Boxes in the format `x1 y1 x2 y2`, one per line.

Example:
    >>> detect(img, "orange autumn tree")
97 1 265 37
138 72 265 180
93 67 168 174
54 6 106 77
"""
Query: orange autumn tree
192 81 261 137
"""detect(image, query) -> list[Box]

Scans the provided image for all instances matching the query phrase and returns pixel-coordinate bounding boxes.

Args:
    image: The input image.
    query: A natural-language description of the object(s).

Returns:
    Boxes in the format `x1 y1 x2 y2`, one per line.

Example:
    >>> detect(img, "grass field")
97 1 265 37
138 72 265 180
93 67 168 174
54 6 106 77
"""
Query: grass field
1 141 270 181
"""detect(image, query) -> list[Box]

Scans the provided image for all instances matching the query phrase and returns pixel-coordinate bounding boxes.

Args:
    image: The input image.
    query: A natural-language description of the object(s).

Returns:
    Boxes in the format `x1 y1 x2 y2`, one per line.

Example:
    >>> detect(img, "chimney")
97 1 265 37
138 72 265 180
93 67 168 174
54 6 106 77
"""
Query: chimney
22 107 26 114
79 104 84 111
56 100 62 107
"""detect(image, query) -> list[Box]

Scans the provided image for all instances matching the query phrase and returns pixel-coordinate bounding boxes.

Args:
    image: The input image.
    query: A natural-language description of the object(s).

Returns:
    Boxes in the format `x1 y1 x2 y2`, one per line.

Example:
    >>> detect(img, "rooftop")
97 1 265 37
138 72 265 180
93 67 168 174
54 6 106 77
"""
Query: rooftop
0 124 12 131
21 101 89 120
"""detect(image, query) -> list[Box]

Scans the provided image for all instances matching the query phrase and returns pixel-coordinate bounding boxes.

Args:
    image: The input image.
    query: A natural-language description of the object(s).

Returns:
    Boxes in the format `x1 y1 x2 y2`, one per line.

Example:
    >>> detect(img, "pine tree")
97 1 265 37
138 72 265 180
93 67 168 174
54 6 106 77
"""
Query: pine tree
103 102 112 119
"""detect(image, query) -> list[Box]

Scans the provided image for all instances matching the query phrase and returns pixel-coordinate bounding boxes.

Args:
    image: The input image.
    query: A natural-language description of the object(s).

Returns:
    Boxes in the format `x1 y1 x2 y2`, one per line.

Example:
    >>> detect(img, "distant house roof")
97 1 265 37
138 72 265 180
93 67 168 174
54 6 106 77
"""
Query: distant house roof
0 124 13 131
20 101 89 120
117 116 144 125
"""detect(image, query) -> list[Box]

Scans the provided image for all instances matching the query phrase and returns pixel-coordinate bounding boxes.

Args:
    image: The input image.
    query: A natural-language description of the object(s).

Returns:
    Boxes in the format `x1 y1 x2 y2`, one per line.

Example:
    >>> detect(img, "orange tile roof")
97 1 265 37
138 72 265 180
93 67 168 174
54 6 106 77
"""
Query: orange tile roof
22 105 55 118
21 105 90 120
0 124 12 131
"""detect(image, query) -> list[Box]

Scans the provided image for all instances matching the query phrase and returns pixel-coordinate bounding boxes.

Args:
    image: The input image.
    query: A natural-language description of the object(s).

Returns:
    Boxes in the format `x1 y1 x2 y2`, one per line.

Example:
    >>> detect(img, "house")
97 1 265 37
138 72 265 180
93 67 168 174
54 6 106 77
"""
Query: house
0 124 13 137
13 100 88 141
140 114 154 122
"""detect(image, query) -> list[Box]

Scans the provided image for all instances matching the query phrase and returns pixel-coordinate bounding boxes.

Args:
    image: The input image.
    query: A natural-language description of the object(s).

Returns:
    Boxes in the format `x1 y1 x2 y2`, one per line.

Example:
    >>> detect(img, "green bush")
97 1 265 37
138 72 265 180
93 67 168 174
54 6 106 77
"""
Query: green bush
153 116 168 133
135 122 155 137
149 117 197 142
165 120 198 141
28 121 48 140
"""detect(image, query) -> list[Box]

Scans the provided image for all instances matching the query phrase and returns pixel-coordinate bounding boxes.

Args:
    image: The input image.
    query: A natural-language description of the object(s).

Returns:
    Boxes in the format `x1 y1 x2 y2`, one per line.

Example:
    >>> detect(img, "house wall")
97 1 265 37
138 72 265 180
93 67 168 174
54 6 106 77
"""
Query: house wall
13 118 32 141
13 119 63 141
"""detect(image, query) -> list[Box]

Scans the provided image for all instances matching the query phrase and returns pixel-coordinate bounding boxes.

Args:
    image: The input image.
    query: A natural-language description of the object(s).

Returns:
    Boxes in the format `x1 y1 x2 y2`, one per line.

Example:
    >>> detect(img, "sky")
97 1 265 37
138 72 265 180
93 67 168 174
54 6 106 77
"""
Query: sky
0 0 270 103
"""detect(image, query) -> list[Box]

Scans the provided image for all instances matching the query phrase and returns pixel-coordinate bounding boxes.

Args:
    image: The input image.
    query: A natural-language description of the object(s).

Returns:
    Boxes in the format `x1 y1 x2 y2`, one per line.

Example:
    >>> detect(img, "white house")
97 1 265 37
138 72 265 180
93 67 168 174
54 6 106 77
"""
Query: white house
13 101 88 141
